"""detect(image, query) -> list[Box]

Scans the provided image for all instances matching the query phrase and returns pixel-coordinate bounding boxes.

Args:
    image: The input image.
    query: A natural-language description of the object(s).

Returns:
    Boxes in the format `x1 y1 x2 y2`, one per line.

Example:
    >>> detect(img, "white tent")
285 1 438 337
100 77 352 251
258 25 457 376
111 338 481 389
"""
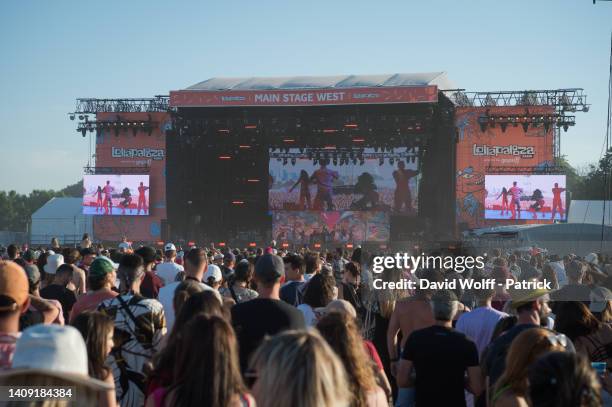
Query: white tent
30 198 93 246
568 200 612 226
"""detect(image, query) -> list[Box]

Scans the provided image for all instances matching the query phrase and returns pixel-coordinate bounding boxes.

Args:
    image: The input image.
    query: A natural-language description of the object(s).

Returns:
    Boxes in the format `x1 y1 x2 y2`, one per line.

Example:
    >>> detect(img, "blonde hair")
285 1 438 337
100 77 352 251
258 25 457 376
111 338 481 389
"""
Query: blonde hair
493 328 565 401
0 373 101 407
250 330 350 407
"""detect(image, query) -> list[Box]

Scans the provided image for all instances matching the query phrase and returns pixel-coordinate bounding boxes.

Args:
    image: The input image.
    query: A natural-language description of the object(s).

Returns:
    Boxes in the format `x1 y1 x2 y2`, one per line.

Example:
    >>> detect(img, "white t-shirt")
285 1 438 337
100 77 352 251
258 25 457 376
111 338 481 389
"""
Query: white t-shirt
297 303 321 327
155 261 184 285
158 280 219 331
455 306 508 357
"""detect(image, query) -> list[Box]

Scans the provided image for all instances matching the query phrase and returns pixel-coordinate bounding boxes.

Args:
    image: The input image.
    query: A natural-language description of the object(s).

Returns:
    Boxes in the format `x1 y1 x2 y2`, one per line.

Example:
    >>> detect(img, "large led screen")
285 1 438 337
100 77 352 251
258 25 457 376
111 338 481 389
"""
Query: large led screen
83 174 150 216
269 147 419 213
272 211 390 243
484 174 567 221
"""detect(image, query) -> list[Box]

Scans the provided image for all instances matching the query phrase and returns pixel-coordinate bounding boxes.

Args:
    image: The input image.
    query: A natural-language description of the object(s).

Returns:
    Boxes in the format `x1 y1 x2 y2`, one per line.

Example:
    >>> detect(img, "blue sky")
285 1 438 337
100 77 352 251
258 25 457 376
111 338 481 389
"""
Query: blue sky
1 0 611 193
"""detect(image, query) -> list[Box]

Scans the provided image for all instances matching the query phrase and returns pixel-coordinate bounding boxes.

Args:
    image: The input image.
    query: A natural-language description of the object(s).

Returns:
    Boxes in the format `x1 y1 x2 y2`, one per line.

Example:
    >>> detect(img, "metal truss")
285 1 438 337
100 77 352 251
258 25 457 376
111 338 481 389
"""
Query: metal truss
71 96 170 114
444 89 589 111
84 166 150 175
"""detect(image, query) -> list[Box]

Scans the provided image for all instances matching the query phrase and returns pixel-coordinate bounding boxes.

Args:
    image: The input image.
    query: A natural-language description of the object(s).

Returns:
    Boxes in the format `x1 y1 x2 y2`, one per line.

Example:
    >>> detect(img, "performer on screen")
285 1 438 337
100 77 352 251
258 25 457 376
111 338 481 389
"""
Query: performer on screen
289 170 312 210
393 161 419 213
310 159 339 211
529 188 545 219
137 182 150 215
496 187 509 215
351 172 379 210
92 186 103 212
120 187 132 215
551 182 566 220
508 181 524 219
102 180 114 215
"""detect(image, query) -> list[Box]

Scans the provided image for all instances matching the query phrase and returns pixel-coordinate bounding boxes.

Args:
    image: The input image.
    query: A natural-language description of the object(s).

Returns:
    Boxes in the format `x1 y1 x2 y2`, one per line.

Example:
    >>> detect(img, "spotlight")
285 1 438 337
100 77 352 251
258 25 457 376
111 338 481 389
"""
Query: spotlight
333 158 338 166
283 158 288 165
379 158 384 166
81 128 87 137
389 158 394 165
291 158 296 166
78 115 84 120
69 114 75 121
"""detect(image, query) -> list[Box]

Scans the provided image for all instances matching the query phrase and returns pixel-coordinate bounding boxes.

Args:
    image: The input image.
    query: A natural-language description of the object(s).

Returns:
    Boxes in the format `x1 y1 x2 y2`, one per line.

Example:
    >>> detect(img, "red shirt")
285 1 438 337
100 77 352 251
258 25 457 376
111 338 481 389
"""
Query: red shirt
552 187 565 200
142 271 164 299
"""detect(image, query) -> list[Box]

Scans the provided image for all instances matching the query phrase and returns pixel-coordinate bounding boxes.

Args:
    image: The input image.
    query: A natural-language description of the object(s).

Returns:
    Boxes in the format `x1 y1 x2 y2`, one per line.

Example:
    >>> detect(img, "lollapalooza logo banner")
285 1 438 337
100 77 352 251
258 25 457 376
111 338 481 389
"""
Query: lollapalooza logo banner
111 147 165 160
472 144 535 158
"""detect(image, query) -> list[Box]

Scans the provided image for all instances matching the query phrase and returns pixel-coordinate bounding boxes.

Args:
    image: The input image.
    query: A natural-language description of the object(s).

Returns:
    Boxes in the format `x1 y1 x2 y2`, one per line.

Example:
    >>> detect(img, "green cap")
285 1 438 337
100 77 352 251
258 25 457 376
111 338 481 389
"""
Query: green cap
89 257 116 281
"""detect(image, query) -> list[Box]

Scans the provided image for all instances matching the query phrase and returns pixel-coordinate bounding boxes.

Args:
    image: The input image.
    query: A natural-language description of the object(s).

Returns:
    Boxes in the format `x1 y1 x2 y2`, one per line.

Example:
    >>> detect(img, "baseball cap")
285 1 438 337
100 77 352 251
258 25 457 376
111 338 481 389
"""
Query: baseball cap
22 249 39 262
0 261 29 310
135 246 157 264
585 253 599 266
224 252 236 262
254 254 284 283
88 256 116 281
80 247 95 257
213 253 224 261
509 287 550 309
24 264 41 288
164 243 177 252
0 324 113 390
590 287 612 313
118 242 131 251
204 264 223 283
44 254 64 275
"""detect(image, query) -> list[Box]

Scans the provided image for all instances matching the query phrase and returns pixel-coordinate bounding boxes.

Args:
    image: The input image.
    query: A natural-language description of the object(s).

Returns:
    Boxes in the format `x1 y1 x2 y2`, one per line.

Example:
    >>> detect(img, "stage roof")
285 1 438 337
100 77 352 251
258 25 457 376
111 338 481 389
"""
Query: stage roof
170 72 454 108
183 72 455 91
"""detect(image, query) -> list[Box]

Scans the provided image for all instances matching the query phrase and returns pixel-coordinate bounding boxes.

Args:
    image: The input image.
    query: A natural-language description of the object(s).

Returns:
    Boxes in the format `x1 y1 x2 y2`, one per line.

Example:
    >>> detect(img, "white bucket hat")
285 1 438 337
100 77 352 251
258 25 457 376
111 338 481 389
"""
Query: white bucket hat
44 253 65 275
0 324 113 390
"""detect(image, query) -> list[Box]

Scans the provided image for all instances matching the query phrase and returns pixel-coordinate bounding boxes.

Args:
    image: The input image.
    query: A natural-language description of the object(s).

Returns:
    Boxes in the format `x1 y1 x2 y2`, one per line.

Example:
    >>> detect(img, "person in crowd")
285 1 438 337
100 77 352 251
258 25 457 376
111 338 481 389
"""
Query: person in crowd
332 248 348 284
204 264 223 290
298 272 336 327
157 247 219 331
337 261 366 319
40 264 78 322
528 352 602 407
396 290 482 407
316 311 389 406
63 247 87 295
146 315 253 407
136 246 164 299
491 328 568 407
171 280 205 322
483 287 553 387
22 249 38 266
50 237 60 251
155 243 184 285
551 260 592 304
79 247 97 274
221 252 237 281
387 269 439 379
590 286 612 323
70 257 118 324
98 252 166 407
6 244 19 261
232 253 305 372
456 278 508 358
72 311 117 407
280 253 306 306
248 330 350 407
80 233 92 249
21 262 63 328
147 290 225 396
0 261 30 369
541 263 560 290
220 259 258 304
304 251 322 281
0 324 115 407
554 301 612 392
43 252 65 288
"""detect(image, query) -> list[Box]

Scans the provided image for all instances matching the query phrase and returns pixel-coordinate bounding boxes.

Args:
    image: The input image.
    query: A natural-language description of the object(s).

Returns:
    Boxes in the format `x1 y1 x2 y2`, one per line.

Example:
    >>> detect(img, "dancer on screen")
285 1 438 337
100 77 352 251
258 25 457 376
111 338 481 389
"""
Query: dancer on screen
120 187 132 215
311 159 339 211
289 170 312 209
92 186 103 213
496 186 509 215
137 181 150 215
393 161 418 213
102 180 114 215
551 182 566 220
508 181 523 219
529 188 545 219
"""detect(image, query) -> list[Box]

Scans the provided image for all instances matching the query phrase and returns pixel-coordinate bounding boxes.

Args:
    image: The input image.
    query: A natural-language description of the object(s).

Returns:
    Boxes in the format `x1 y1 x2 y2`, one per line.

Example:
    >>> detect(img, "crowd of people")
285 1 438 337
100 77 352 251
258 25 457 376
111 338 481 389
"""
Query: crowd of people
0 236 610 406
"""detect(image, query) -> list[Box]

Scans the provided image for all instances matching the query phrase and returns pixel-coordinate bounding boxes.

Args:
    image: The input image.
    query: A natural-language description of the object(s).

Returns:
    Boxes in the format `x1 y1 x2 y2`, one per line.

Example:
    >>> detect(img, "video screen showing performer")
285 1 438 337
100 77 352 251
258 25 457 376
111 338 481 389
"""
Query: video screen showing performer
484 174 567 221
83 174 150 216
272 211 390 244
268 147 419 213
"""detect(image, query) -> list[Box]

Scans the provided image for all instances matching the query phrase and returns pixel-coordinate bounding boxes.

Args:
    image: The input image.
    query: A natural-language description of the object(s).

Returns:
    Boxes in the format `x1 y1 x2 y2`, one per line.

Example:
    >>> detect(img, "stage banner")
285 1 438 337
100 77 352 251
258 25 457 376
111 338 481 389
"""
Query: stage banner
455 106 556 229
170 86 438 107
92 112 170 242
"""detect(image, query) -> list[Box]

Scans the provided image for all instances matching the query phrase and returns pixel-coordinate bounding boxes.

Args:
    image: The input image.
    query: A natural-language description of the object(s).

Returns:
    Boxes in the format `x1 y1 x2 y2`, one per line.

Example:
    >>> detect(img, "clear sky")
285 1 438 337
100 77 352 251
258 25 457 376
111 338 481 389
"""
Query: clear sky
1 0 611 194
